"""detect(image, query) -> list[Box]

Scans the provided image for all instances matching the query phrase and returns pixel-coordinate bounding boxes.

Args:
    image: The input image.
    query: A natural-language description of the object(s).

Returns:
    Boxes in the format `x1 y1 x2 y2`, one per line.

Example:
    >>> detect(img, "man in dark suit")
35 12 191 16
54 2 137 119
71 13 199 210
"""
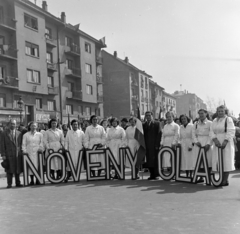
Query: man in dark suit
1 119 23 188
143 111 161 180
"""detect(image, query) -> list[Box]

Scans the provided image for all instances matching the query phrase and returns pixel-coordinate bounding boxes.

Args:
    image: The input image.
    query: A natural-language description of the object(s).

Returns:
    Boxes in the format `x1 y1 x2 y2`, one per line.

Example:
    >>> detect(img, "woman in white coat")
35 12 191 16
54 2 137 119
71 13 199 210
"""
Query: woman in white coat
125 117 140 178
160 111 180 170
106 117 126 179
64 119 85 182
22 122 44 185
210 105 235 186
84 115 106 177
179 115 193 178
44 119 64 180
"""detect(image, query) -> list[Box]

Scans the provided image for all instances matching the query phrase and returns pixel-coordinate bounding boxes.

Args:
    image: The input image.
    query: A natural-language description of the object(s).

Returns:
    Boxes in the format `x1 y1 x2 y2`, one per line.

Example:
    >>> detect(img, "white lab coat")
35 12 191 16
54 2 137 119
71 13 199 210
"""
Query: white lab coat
210 116 235 172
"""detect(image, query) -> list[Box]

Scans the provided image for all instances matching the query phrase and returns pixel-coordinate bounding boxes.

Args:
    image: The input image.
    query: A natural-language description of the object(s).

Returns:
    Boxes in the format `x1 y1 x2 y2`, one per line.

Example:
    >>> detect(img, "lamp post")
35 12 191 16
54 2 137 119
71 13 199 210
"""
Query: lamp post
17 96 24 124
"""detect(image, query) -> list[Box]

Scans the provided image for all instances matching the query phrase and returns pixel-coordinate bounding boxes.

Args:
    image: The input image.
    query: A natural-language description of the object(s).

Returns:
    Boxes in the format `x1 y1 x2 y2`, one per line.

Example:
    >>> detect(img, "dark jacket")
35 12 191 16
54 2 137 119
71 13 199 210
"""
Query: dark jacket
143 120 162 167
1 129 23 174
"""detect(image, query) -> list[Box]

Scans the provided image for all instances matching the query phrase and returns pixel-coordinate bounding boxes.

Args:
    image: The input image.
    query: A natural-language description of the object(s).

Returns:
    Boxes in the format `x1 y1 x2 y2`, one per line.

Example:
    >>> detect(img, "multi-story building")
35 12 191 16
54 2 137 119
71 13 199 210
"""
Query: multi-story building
173 90 207 119
162 91 177 117
0 0 106 126
149 80 164 119
102 50 152 119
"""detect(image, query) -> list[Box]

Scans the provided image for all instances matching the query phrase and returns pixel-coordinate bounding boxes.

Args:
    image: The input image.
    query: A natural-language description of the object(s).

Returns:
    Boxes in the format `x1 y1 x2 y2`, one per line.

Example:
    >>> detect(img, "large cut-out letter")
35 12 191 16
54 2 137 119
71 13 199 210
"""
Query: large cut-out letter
211 147 224 187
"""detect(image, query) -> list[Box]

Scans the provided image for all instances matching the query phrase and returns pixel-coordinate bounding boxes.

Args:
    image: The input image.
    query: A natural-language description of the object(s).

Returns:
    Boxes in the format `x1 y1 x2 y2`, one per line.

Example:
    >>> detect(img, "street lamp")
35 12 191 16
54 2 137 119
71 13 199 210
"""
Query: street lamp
17 96 24 124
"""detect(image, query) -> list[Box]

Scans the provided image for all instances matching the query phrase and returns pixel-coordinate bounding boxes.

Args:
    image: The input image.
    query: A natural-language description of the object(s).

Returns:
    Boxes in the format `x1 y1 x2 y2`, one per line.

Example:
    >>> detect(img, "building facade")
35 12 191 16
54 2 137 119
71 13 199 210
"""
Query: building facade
0 0 106 126
162 91 177 117
173 90 207 119
102 50 152 119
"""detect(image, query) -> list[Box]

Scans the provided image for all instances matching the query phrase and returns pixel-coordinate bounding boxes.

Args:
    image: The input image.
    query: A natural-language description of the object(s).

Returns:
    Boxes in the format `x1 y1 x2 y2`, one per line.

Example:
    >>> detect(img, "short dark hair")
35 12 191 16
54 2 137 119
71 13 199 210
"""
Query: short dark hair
179 114 190 124
145 111 153 116
27 121 37 131
48 118 57 129
100 119 107 126
110 117 119 125
62 124 68 131
165 111 174 118
71 119 78 126
129 117 137 123
90 115 97 124
198 109 208 114
121 118 128 123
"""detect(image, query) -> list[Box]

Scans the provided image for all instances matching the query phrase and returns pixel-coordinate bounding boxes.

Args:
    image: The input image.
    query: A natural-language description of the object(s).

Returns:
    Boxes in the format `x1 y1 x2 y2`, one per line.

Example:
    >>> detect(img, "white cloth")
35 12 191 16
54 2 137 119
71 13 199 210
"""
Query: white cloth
179 124 193 170
44 128 64 170
106 126 126 164
210 116 235 172
64 129 85 171
192 119 213 168
125 126 139 167
22 131 44 175
160 122 180 168
84 125 106 170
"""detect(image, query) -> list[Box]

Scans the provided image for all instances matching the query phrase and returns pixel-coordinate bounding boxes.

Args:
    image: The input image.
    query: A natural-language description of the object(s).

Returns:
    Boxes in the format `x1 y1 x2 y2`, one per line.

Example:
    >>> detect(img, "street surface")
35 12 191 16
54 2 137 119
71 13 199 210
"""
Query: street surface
0 170 240 234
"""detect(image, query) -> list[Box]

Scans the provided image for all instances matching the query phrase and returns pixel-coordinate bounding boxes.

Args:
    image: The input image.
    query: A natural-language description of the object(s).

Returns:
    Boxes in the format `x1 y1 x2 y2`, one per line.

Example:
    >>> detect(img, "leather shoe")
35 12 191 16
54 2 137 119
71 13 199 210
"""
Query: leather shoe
148 177 156 180
221 182 229 186
7 185 12 189
16 184 23 187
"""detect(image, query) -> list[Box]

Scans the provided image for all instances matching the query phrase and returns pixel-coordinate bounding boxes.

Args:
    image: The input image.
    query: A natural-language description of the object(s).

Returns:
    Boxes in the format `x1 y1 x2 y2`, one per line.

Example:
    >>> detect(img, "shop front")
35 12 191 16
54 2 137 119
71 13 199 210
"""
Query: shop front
0 109 25 127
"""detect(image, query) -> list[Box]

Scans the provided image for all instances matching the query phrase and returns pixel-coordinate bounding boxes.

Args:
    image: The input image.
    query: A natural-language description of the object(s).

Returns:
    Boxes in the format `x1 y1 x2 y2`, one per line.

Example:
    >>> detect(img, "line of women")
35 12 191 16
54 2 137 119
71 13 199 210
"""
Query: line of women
161 105 235 186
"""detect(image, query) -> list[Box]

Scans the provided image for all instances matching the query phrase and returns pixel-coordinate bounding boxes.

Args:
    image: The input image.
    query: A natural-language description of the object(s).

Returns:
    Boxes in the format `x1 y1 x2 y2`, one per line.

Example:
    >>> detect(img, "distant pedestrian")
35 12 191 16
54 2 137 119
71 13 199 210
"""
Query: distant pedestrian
121 118 129 130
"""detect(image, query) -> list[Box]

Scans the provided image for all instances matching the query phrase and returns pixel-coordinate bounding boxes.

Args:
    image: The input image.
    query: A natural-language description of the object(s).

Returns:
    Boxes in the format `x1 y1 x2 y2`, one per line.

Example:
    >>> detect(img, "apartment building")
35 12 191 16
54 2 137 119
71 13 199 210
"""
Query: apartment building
173 90 207 119
162 91 177 117
0 0 106 126
102 50 152 119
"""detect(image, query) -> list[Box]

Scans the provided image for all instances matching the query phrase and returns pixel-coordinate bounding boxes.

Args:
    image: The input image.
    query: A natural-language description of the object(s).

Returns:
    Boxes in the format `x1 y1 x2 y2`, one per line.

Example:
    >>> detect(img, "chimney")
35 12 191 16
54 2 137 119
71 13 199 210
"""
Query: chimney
42 1 48 11
113 51 117 58
124 56 129 63
61 12 66 23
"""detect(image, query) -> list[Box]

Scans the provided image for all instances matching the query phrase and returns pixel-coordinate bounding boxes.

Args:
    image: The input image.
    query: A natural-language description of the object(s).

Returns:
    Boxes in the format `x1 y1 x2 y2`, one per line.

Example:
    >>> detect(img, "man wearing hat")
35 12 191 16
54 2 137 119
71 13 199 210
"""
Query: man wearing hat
121 118 129 130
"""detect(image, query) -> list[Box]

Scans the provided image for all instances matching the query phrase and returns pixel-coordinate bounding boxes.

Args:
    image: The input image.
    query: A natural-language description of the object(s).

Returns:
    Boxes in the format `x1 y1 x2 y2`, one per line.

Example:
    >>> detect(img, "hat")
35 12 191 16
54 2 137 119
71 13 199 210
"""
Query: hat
1 159 9 170
121 118 128 123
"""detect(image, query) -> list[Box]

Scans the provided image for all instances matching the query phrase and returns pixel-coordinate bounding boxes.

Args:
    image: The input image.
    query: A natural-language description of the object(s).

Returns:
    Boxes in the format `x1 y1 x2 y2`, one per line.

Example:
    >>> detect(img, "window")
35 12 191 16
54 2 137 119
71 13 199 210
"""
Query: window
141 104 144 115
85 42 91 53
145 77 148 89
141 75 144 88
78 106 83 115
24 14 38 30
156 101 158 107
68 82 73 91
47 100 55 111
86 85 93 95
66 105 73 114
45 27 52 39
27 69 40 84
48 76 54 87
65 36 72 46
66 59 73 69
25 42 39 57
85 107 91 116
0 65 6 78
0 93 6 107
85 63 92 74
36 98 42 109
46 52 52 63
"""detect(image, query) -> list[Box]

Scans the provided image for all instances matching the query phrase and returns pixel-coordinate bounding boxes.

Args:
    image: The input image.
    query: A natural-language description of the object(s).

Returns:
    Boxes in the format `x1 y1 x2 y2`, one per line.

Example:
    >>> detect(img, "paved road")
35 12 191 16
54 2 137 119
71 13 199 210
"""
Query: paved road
0 170 240 234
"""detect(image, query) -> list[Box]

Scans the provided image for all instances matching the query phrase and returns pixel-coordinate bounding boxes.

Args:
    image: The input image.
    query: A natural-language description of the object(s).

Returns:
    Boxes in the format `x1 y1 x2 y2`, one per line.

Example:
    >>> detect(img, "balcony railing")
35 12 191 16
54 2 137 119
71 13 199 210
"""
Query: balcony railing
0 17 16 30
45 34 57 47
47 62 57 71
65 67 81 78
96 56 103 65
97 95 103 102
66 90 82 100
96 74 103 83
65 44 80 55
48 86 58 95
0 76 18 89
0 47 18 60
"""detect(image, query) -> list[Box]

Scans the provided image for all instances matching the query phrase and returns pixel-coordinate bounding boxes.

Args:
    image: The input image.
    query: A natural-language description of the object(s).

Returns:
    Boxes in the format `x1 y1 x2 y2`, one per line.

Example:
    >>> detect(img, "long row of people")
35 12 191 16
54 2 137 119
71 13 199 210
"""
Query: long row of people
0 104 237 188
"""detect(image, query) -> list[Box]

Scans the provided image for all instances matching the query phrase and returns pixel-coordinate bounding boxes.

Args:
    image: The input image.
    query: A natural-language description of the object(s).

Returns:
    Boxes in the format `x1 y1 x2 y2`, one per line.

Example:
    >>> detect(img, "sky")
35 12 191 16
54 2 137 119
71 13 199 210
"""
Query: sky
34 0 240 116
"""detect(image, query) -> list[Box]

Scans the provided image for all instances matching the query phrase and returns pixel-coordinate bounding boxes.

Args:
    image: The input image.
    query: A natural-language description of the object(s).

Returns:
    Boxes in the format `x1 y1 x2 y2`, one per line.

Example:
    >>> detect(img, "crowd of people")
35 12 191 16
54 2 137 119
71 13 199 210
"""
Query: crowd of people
0 104 239 189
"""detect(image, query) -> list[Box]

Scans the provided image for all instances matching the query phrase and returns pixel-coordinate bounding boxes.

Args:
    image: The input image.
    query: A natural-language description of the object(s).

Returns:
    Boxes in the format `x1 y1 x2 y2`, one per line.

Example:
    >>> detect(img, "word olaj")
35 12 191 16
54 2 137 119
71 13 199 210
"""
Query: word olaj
23 145 224 187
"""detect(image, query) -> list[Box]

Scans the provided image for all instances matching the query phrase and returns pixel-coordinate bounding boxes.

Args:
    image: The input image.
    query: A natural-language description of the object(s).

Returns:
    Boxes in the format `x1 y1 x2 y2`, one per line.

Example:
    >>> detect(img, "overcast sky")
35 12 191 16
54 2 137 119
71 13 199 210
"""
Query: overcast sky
36 0 240 115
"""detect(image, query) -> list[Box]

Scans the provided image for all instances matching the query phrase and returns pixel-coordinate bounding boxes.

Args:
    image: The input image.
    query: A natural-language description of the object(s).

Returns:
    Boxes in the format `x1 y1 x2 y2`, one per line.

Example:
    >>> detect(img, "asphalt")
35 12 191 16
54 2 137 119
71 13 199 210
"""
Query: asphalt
0 170 240 234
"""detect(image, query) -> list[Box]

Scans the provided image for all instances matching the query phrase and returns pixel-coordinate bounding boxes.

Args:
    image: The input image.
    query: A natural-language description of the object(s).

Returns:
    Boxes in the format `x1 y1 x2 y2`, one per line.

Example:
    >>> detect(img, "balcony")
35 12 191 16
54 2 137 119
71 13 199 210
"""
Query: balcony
65 44 80 56
96 56 103 65
65 67 81 78
48 86 58 95
0 47 18 60
96 74 103 83
45 34 57 48
66 90 82 100
97 95 103 103
47 62 57 72
141 96 144 102
145 97 149 103
131 80 138 86
0 17 16 31
0 76 18 89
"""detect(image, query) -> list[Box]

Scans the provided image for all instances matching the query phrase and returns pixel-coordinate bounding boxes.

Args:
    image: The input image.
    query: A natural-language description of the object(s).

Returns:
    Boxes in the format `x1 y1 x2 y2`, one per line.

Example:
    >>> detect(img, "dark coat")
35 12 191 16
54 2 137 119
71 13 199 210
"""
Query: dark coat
143 121 162 167
1 129 23 174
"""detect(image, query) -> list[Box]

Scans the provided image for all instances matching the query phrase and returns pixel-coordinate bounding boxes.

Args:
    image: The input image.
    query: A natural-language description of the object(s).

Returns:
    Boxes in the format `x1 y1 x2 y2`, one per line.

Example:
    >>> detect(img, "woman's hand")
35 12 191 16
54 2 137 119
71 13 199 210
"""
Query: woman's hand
221 140 228 149
195 142 201 147
213 138 221 147
171 144 176 150
159 145 163 150
188 147 192 151
205 144 210 152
